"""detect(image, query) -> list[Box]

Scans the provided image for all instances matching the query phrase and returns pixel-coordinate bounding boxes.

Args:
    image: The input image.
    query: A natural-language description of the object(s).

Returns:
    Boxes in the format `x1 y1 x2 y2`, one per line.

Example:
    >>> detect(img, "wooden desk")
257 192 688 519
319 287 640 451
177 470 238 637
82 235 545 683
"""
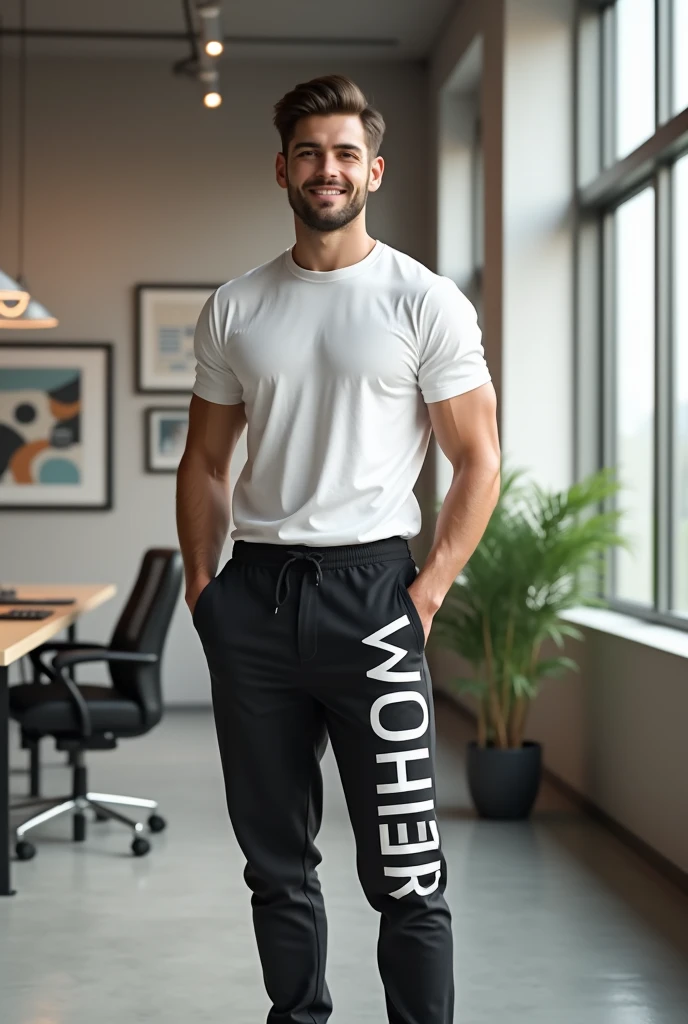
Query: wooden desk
0 583 116 896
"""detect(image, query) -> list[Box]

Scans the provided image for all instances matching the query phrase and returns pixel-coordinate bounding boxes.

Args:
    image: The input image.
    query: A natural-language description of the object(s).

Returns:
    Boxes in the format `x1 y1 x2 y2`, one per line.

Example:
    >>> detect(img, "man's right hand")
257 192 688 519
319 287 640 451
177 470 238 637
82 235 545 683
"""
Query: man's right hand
186 576 213 617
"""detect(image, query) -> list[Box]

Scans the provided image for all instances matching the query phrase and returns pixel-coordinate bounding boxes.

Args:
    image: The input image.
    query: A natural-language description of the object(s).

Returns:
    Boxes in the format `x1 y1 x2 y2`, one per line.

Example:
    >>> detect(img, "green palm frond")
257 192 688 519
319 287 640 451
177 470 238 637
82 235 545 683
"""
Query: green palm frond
432 459 628 748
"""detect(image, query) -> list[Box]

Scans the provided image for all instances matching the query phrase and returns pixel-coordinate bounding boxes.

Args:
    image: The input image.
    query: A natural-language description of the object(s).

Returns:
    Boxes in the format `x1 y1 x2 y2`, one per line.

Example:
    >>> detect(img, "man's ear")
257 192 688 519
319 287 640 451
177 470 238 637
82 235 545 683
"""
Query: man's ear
276 151 288 191
368 155 384 193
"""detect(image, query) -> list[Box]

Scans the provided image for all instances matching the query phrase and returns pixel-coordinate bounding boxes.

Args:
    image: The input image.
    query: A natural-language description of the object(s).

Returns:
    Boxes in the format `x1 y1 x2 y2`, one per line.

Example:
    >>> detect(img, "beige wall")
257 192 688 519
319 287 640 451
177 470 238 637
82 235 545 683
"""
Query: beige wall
430 0 504 428
429 0 688 877
527 629 688 875
0 55 431 703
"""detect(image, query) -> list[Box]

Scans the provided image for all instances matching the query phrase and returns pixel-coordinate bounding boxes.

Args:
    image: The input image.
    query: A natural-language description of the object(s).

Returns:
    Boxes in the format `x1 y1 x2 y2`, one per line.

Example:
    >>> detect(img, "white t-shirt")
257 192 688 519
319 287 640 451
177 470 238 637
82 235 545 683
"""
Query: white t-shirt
192 240 491 546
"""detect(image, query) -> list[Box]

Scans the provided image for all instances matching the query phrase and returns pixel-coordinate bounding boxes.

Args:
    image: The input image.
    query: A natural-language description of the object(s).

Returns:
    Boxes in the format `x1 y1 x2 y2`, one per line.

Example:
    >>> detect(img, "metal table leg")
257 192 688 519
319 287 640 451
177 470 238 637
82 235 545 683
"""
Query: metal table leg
67 622 77 680
0 664 14 896
66 623 77 768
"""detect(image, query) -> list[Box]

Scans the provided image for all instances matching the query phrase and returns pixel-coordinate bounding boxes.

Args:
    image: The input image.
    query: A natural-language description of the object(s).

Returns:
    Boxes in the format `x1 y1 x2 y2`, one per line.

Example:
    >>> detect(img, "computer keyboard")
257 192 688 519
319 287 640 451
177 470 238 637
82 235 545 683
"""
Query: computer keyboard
0 608 54 620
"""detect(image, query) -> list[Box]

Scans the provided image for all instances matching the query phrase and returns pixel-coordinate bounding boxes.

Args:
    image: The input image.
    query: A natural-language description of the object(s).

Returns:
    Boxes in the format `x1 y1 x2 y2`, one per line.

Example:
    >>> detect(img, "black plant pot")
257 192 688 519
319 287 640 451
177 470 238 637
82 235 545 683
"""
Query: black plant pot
466 741 542 820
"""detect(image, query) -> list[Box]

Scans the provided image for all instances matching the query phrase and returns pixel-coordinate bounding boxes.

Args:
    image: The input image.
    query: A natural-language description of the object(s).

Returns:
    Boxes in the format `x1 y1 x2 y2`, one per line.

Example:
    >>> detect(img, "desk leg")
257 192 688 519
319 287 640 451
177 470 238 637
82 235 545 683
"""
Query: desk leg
67 623 77 680
0 665 14 896
66 624 77 768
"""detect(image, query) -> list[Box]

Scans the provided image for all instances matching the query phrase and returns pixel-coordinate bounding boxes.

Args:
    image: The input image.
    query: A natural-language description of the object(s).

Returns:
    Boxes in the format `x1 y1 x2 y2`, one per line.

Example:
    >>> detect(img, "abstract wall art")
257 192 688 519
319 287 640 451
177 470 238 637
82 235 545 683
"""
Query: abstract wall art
144 407 189 474
0 343 113 510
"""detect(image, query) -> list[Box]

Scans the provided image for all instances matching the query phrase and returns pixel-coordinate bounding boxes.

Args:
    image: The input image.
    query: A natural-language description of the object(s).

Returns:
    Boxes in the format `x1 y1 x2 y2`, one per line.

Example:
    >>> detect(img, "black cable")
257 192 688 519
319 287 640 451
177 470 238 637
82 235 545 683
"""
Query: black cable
0 14 4 247
183 0 199 65
17 0 26 283
171 0 199 76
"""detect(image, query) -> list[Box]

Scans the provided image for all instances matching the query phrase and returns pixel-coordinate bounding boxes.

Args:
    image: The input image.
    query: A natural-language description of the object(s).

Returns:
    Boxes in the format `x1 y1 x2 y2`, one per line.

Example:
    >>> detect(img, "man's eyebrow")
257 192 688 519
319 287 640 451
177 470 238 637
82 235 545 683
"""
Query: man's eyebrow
292 142 363 152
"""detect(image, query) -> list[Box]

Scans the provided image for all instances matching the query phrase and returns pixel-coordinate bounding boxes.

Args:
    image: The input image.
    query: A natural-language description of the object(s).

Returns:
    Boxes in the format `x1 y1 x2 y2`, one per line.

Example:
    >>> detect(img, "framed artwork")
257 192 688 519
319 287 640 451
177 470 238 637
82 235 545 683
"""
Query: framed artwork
145 406 189 474
135 283 219 393
0 342 113 511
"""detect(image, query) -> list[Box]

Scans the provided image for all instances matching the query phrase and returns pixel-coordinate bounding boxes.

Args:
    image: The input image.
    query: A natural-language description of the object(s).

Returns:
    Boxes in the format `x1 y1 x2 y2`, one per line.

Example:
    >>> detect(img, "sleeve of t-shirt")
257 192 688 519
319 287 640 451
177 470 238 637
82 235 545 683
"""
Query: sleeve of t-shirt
191 291 244 406
417 277 492 404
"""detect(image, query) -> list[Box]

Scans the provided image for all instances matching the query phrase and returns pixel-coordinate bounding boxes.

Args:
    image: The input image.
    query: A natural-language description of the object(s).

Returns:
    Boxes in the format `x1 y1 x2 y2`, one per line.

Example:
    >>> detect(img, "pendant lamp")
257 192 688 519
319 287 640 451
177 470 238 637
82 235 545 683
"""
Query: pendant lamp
0 0 58 328
0 268 30 317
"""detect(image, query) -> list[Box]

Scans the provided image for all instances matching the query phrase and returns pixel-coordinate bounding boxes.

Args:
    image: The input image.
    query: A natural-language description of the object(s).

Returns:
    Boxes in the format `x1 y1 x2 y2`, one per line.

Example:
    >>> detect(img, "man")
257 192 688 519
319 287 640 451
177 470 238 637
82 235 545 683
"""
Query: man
176 74 500 1024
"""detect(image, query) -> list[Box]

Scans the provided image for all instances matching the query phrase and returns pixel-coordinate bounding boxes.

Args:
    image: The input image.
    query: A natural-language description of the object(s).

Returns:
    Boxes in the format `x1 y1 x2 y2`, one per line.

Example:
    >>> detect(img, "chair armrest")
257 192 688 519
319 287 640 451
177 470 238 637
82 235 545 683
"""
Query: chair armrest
43 650 158 739
51 649 159 672
29 642 107 681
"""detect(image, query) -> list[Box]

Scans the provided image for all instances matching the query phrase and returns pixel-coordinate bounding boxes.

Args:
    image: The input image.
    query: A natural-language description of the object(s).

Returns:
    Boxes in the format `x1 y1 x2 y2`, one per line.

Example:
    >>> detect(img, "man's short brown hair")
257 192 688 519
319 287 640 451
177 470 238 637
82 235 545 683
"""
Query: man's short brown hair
273 75 386 158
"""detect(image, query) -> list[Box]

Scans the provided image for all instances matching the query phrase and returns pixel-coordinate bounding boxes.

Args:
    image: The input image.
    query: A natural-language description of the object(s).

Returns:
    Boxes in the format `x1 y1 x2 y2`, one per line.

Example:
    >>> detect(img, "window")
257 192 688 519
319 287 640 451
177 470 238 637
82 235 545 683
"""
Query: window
435 68 484 505
576 0 688 630
674 0 688 115
612 188 655 605
614 0 655 160
673 154 688 615
471 115 485 323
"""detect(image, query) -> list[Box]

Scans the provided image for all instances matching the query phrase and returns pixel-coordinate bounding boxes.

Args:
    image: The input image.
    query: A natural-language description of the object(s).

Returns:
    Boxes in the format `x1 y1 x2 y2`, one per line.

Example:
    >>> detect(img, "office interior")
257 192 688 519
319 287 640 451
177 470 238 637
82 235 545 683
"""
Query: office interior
0 1 687 1021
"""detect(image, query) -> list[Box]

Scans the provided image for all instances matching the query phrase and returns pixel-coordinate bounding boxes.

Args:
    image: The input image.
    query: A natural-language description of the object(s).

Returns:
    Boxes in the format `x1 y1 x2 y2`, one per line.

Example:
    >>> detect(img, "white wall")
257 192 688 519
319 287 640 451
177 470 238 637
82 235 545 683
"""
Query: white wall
0 55 430 703
429 0 688 877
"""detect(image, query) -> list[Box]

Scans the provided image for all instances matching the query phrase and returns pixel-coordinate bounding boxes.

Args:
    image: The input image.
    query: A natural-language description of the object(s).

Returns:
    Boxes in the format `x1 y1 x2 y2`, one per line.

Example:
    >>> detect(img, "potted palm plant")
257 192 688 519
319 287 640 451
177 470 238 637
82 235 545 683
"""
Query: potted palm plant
432 463 628 820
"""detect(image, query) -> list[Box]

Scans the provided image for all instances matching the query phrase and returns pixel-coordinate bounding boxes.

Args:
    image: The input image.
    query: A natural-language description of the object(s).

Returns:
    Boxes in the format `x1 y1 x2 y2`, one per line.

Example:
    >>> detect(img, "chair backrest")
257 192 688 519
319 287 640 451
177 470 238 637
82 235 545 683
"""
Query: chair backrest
108 548 184 729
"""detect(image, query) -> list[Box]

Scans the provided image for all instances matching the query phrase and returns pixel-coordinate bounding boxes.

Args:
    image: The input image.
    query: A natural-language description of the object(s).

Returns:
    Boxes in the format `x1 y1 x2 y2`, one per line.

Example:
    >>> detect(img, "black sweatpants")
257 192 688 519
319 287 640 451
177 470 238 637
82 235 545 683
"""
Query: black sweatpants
192 536 454 1024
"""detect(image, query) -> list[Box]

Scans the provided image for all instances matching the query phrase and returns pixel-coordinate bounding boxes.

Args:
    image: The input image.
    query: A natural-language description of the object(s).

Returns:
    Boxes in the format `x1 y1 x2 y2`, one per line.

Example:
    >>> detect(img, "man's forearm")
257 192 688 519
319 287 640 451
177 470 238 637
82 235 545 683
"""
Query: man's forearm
415 458 500 612
176 454 231 597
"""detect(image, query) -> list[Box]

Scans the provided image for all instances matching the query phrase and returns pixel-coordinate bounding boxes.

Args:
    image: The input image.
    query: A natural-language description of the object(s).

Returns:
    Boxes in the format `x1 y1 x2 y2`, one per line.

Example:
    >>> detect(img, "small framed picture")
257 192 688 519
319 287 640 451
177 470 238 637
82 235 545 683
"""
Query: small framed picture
0 342 113 511
145 406 189 473
135 283 220 393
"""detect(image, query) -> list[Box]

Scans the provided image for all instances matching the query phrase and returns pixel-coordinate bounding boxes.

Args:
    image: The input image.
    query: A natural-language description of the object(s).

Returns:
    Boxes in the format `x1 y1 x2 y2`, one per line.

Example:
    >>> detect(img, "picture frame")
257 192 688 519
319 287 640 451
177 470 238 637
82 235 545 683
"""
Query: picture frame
145 406 189 474
0 342 113 511
135 283 220 394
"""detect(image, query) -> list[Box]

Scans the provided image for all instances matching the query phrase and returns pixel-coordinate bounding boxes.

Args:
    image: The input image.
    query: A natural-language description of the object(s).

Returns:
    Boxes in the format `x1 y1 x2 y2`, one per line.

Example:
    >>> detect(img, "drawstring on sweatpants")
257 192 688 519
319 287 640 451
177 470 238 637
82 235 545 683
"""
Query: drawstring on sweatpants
274 551 324 614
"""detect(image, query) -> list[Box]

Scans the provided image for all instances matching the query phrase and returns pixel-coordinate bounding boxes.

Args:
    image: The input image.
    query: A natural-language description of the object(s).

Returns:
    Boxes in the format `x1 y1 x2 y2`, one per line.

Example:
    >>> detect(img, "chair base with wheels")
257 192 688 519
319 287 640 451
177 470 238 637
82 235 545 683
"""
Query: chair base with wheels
12 743 167 860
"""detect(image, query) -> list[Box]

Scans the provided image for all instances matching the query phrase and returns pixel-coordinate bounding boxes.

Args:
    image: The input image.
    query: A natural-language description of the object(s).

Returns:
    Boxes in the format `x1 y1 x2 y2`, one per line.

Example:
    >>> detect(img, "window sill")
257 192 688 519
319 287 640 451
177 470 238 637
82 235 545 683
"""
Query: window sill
560 607 688 660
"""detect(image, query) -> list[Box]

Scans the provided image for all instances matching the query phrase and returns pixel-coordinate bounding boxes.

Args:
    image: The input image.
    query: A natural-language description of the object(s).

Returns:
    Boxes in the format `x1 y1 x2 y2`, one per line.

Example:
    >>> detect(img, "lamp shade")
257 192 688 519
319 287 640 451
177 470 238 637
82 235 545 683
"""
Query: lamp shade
0 271 58 329
0 268 30 320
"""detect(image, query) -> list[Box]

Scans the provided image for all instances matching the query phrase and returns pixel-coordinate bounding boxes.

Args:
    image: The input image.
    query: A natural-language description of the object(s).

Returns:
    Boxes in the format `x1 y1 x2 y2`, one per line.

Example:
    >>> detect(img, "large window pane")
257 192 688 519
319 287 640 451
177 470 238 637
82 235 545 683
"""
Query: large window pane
673 155 688 614
613 187 655 604
616 0 655 159
675 0 688 115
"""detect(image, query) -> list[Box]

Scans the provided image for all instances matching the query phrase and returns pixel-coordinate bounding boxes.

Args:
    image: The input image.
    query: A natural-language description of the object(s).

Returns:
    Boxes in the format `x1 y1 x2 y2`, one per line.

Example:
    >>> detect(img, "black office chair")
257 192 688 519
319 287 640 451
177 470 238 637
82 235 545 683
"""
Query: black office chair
9 548 183 860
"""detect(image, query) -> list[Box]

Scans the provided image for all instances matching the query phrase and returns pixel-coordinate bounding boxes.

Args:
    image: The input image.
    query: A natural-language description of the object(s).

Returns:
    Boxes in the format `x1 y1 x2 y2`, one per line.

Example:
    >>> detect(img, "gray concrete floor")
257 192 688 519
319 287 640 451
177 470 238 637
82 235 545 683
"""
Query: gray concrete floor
2 699 688 1024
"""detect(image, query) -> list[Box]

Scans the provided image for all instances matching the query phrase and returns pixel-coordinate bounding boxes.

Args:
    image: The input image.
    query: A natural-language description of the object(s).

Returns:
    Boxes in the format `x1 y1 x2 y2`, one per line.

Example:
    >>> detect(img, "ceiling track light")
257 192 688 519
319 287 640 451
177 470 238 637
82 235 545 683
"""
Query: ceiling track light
173 1 223 108
196 2 223 107
199 64 222 108
196 2 224 57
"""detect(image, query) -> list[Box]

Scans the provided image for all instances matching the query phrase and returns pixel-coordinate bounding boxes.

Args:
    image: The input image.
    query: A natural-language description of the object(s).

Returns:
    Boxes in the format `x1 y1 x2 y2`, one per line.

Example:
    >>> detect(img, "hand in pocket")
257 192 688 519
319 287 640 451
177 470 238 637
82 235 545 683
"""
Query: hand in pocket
405 580 437 647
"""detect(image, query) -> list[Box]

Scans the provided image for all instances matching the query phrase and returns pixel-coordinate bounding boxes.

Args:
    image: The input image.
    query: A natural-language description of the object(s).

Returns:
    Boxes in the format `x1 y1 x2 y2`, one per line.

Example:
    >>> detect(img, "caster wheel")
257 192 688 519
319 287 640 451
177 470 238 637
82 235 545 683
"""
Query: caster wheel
73 812 87 842
131 837 150 857
93 809 109 822
16 841 36 861
148 814 166 833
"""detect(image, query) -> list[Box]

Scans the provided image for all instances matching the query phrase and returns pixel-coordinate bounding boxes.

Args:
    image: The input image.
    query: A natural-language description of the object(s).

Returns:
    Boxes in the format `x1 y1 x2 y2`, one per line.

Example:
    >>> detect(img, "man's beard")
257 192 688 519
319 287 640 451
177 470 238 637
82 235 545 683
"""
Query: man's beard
286 176 367 233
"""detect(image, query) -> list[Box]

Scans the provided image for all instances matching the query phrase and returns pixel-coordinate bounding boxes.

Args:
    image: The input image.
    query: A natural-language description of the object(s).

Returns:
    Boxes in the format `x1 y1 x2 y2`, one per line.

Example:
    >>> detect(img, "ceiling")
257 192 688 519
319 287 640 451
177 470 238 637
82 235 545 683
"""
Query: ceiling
0 0 460 61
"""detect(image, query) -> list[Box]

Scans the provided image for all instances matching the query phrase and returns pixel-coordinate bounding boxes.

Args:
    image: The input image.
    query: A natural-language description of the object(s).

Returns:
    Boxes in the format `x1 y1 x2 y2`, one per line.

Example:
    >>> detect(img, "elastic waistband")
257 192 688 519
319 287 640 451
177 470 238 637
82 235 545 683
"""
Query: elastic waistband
232 536 411 570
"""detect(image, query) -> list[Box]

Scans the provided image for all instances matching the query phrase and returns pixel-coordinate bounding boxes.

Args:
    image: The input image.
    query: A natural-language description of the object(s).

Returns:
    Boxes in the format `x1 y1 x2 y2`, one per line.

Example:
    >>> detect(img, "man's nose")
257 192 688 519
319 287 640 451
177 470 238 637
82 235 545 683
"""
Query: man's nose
316 153 342 179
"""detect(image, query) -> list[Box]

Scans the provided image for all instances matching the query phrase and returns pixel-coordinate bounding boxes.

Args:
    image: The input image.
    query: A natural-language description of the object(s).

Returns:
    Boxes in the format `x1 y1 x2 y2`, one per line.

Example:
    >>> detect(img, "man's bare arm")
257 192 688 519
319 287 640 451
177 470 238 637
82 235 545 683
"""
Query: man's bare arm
176 394 247 614
409 382 501 639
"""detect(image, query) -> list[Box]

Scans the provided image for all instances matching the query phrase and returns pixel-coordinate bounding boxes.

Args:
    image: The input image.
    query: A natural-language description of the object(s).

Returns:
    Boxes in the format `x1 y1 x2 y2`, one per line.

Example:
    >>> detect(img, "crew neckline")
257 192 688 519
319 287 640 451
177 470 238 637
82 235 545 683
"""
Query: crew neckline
284 239 385 282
